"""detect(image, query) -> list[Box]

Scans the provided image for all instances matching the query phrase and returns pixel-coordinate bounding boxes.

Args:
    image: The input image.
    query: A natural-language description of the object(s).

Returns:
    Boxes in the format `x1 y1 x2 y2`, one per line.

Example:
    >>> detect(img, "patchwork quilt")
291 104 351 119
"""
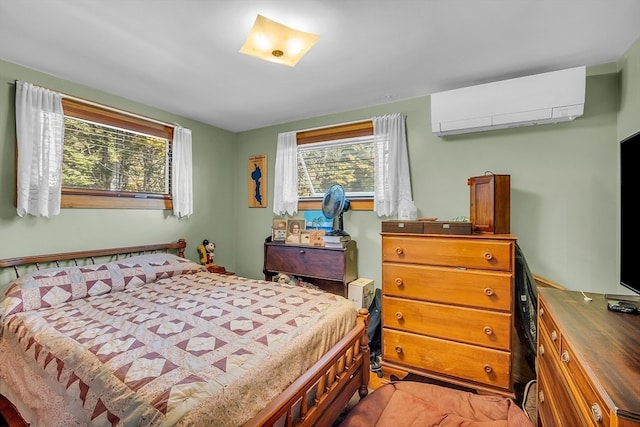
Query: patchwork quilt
0 254 356 427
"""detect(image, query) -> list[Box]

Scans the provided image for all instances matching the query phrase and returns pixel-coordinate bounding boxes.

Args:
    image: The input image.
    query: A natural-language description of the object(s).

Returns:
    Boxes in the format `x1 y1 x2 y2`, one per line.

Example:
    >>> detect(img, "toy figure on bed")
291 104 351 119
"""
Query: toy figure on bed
198 239 226 274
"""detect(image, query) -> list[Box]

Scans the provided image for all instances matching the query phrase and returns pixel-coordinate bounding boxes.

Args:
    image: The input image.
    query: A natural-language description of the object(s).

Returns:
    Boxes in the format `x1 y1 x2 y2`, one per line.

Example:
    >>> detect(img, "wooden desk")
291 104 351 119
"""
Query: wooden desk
263 237 357 297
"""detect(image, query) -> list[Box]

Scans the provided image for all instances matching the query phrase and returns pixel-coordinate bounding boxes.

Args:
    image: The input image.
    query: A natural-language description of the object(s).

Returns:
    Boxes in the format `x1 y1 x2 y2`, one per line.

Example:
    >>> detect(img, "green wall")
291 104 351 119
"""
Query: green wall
619 34 640 142
2 35 640 295
236 37 640 295
0 59 238 292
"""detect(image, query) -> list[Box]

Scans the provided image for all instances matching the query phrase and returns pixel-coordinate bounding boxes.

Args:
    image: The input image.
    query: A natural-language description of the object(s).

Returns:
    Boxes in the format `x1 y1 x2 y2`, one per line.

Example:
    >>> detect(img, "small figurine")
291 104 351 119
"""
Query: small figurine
198 239 216 266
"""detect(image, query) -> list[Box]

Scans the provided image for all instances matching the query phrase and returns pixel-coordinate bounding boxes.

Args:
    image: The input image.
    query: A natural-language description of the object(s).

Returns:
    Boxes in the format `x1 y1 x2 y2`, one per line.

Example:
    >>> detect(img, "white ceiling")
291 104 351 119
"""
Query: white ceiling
2 1 640 133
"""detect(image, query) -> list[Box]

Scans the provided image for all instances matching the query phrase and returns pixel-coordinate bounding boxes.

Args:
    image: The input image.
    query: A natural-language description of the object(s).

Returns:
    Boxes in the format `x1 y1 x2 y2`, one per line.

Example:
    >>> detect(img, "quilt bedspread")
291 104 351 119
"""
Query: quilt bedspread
0 271 356 427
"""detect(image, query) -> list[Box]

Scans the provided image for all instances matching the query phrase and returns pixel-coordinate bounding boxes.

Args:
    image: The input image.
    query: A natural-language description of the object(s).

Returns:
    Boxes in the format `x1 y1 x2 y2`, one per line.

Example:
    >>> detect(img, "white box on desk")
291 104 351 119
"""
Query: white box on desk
348 278 375 309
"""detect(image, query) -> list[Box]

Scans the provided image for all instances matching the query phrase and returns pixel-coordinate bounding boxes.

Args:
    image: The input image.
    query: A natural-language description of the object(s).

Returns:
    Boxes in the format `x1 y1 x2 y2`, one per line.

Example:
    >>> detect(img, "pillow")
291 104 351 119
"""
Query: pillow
1 253 204 317
109 253 205 290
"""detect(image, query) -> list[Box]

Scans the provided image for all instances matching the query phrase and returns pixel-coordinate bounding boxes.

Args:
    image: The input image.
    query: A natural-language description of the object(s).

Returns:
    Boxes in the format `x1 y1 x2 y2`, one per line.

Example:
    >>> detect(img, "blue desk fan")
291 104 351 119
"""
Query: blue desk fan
321 184 351 237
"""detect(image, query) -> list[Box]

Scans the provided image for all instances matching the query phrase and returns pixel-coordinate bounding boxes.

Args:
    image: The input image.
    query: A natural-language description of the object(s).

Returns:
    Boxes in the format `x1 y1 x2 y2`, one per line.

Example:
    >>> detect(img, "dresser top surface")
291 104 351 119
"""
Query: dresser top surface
539 288 640 419
380 232 517 240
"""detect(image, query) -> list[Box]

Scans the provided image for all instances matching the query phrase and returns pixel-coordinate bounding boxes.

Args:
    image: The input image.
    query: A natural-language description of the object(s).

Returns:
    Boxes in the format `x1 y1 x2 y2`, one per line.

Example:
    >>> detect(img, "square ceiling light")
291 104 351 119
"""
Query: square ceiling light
239 14 319 67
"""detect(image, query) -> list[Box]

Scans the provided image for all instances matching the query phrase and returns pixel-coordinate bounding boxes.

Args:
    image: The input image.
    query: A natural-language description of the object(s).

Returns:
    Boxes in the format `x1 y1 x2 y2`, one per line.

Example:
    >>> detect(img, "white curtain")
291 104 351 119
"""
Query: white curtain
15 81 65 218
172 126 194 218
373 113 412 217
273 131 298 215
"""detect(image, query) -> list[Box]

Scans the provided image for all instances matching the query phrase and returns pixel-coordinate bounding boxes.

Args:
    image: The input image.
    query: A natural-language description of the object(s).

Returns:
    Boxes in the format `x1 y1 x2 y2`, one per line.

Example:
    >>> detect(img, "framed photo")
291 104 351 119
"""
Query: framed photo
309 229 326 246
304 210 333 231
248 154 267 208
300 230 311 245
285 219 306 244
272 218 287 242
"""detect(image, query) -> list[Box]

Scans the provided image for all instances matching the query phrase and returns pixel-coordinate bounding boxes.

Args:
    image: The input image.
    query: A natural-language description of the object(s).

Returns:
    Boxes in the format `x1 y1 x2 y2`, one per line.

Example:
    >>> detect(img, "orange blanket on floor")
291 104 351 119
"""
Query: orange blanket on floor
340 381 533 427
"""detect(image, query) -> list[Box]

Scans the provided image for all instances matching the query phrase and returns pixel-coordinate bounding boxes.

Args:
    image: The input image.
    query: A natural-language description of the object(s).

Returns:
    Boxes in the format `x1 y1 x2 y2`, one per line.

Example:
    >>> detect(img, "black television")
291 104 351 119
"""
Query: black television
617 131 640 302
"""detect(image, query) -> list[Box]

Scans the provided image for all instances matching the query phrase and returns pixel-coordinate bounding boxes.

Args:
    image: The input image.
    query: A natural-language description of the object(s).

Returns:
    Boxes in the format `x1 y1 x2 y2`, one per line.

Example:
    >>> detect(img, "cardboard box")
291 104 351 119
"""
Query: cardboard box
348 278 375 309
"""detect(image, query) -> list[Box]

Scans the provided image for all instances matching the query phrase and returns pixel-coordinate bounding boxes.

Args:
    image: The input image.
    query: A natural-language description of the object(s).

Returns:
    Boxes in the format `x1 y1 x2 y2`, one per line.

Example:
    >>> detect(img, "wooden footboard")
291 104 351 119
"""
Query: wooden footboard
245 309 370 427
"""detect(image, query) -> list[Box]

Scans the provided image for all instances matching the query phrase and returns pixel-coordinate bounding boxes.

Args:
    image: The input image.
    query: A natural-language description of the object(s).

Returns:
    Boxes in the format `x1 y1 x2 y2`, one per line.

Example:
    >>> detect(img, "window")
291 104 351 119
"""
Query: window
296 121 374 211
60 98 174 209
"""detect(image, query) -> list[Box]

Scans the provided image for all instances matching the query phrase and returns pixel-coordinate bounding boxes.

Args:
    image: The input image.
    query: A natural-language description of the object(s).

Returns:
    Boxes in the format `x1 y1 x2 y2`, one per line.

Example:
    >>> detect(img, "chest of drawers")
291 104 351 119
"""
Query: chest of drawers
380 232 526 397
537 289 640 427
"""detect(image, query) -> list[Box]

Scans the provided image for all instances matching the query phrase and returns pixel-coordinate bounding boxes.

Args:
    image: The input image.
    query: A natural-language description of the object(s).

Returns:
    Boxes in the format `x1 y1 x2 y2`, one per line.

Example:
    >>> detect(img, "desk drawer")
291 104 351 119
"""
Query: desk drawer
382 296 512 350
265 244 348 281
382 236 513 271
382 263 512 311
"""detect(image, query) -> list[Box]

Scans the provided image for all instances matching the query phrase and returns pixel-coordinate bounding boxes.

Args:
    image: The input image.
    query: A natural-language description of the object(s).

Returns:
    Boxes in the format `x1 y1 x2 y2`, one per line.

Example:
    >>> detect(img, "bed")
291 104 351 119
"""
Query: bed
0 239 370 427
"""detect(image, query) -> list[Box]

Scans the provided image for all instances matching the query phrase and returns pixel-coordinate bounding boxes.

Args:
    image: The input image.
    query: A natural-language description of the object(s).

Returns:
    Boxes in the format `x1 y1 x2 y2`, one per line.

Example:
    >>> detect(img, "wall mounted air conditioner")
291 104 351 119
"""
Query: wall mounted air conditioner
431 66 586 136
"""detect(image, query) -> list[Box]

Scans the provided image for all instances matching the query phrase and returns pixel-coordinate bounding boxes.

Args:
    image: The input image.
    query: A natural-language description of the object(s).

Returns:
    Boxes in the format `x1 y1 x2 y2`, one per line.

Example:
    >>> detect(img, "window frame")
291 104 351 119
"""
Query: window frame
296 121 374 211
60 98 174 209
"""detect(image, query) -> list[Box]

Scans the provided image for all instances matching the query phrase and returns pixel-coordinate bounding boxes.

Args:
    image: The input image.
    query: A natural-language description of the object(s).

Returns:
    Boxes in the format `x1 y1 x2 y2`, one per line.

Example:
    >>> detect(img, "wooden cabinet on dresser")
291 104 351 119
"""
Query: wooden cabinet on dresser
380 232 532 397
537 288 640 427
263 237 357 297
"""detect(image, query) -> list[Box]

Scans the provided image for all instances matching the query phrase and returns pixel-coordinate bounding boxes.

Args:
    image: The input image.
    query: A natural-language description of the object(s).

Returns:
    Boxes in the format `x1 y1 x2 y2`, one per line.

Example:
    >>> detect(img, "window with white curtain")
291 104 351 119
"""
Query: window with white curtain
60 98 174 209
298 135 374 198
296 121 374 211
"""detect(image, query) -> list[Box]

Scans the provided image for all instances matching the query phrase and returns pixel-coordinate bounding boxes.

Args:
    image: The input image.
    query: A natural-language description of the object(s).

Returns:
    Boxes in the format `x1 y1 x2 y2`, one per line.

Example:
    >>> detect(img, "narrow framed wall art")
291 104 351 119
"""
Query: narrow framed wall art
248 154 267 208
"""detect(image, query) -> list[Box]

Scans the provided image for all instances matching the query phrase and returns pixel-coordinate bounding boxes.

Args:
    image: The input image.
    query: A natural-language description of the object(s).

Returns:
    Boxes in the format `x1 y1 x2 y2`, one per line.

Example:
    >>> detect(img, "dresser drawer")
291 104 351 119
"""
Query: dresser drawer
382 329 511 390
382 296 512 350
538 323 590 426
538 353 589 427
382 235 513 271
560 336 611 427
538 299 561 354
264 243 354 282
382 262 512 311
537 370 559 427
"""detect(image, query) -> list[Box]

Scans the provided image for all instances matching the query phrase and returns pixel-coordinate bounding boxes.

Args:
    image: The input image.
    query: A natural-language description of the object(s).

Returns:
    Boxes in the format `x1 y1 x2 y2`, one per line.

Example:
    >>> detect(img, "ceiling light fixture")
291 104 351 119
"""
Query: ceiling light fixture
239 14 319 67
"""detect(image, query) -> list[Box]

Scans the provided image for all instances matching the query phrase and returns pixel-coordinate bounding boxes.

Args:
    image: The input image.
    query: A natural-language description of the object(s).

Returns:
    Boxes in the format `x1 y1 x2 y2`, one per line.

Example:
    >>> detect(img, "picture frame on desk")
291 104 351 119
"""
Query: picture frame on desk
309 230 326 246
272 218 287 242
285 219 305 244
300 231 311 245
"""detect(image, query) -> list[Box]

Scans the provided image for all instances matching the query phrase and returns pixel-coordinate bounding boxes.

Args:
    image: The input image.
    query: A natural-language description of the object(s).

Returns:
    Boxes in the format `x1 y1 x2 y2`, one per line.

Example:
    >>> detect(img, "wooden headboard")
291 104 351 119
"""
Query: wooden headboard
0 239 187 280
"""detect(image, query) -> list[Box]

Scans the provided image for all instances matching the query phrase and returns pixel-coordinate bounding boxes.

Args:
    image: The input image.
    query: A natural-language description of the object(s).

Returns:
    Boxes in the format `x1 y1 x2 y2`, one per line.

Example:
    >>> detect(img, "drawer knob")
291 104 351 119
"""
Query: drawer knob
395 311 404 320
483 364 493 374
395 346 403 354
540 307 545 317
561 351 570 363
395 278 404 287
539 344 545 356
483 326 493 336
298 249 306 254
483 251 493 260
591 403 603 422
550 330 558 342
395 247 404 256
484 287 494 296
538 390 545 404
